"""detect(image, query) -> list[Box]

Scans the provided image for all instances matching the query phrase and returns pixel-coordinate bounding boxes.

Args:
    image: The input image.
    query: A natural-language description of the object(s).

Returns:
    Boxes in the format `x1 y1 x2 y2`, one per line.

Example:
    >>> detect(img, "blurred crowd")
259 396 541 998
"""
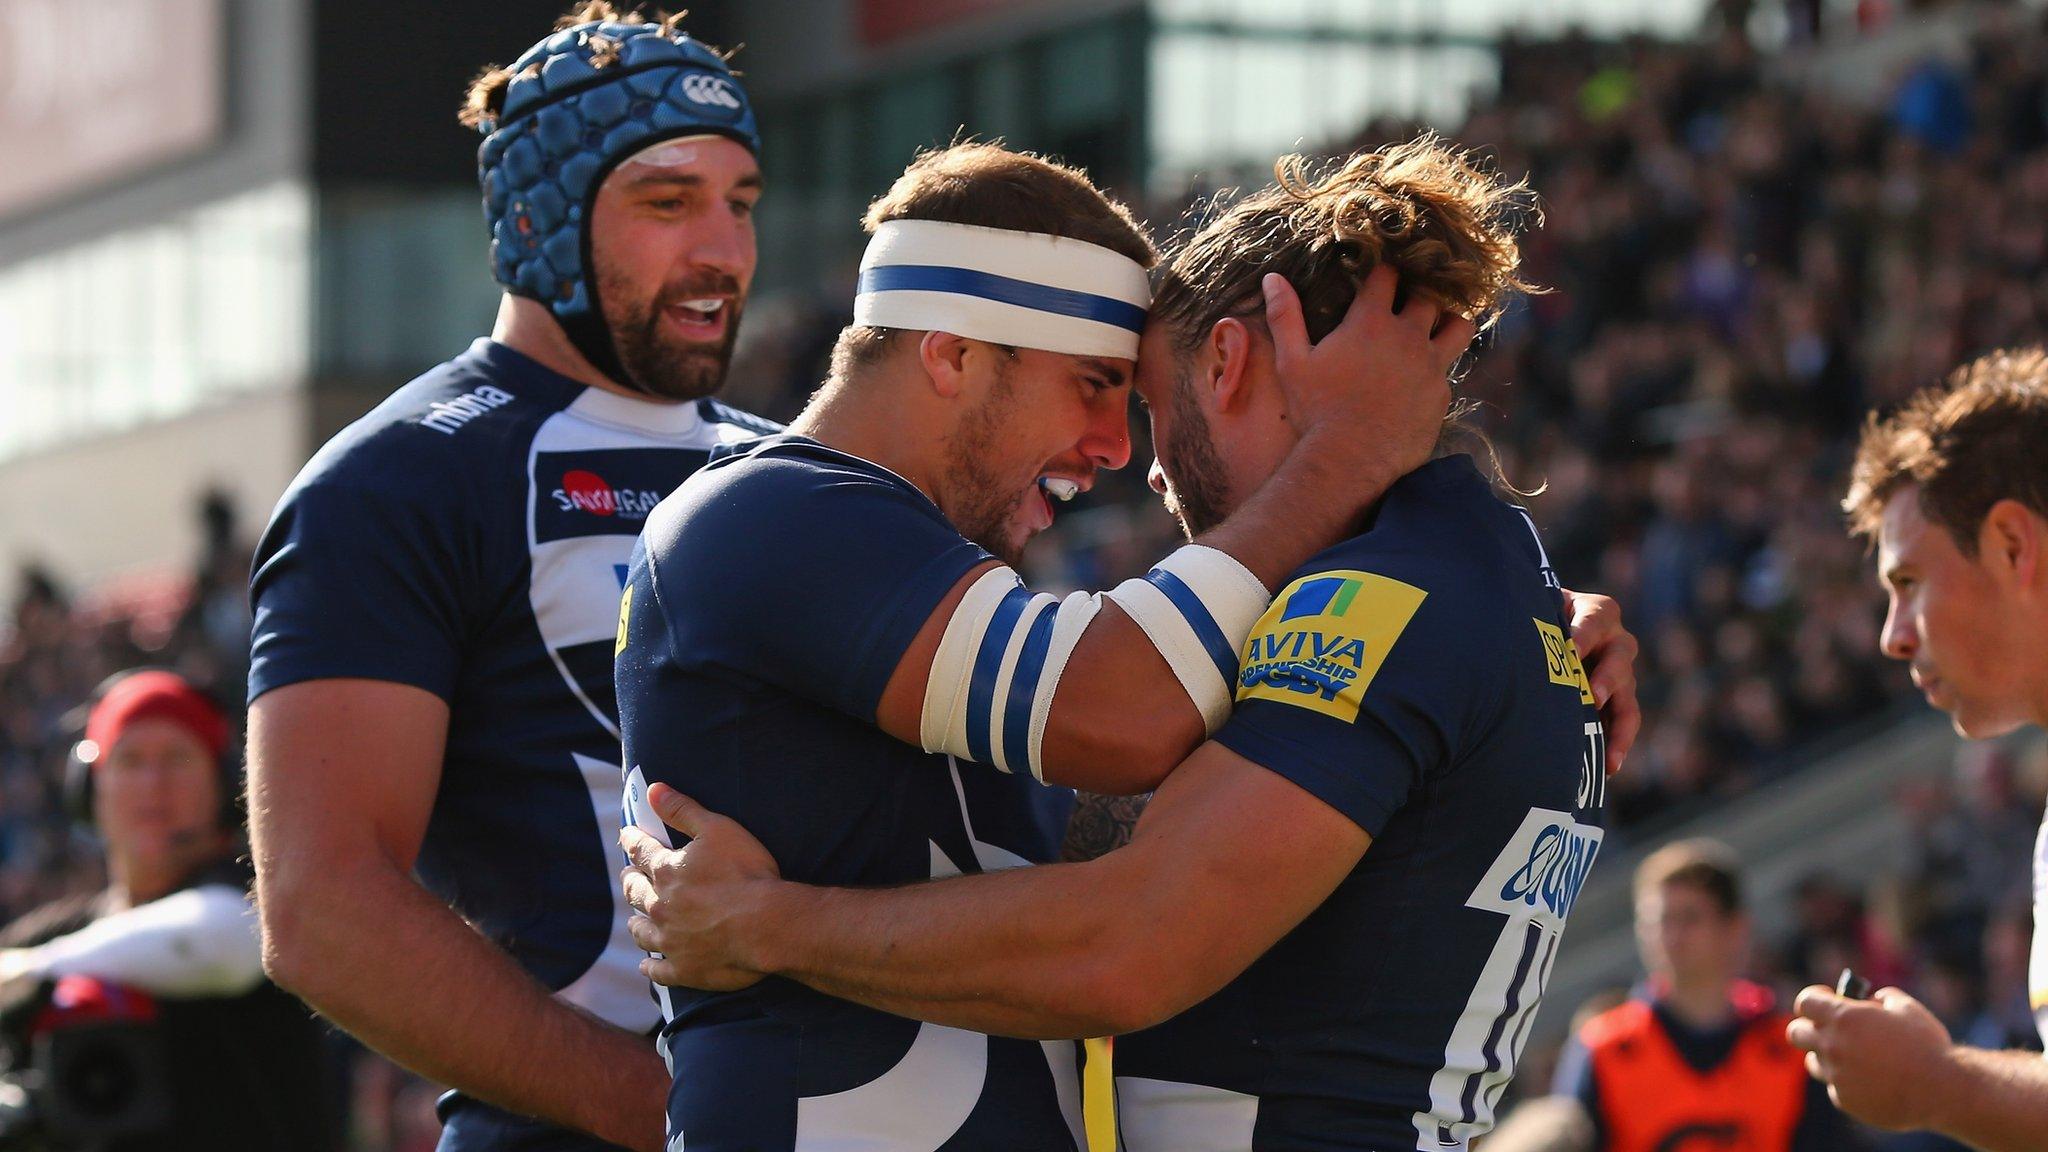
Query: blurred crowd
6 3 2048 1148
737 4 2048 831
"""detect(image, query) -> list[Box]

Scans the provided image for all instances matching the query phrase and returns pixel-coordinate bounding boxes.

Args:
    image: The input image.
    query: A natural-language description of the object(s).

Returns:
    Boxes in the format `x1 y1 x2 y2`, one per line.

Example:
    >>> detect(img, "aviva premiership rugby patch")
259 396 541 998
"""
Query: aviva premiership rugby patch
1236 570 1426 722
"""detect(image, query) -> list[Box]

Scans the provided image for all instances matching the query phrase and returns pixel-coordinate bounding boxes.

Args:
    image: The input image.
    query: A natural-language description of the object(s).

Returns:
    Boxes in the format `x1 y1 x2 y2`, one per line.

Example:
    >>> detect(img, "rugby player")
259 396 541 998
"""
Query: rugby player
1787 349 2048 1151
617 138 1628 1150
245 7 772 1149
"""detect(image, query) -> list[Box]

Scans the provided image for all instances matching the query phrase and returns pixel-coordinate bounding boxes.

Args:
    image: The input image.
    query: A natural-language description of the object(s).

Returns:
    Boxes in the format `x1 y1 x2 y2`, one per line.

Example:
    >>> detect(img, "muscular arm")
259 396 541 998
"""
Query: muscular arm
872 271 1473 794
632 744 1368 1039
1060 792 1150 862
250 681 667 1152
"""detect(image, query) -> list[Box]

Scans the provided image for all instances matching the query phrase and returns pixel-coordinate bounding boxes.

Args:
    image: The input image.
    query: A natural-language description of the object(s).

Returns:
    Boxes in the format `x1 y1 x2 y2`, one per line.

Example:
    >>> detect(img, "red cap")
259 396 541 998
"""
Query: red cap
82 671 228 766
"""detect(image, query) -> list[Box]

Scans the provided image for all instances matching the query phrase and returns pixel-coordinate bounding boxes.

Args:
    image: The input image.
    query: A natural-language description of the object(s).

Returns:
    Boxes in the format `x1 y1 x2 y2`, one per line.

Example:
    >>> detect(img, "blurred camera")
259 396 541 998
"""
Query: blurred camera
0 978 171 1150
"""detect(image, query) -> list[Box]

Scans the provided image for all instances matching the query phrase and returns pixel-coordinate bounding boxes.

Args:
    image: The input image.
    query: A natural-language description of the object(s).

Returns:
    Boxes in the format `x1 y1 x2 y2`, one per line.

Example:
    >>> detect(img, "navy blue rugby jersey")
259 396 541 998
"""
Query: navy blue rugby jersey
1113 454 1608 1152
616 434 1084 1152
249 338 774 1036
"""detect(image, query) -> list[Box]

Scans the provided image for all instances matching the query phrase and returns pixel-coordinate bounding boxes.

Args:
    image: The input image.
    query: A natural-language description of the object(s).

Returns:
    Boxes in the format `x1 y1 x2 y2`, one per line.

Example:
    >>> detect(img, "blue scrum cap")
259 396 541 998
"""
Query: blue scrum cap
475 18 760 384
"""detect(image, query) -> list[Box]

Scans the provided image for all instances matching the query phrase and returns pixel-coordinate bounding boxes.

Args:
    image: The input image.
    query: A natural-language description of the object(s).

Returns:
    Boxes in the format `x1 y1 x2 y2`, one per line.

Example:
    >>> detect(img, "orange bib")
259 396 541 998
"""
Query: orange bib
1582 1000 1806 1152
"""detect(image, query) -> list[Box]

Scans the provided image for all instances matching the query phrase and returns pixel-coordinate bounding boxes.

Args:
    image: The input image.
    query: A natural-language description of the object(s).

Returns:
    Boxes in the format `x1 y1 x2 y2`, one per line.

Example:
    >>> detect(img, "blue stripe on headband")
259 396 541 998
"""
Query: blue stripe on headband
858 264 1147 335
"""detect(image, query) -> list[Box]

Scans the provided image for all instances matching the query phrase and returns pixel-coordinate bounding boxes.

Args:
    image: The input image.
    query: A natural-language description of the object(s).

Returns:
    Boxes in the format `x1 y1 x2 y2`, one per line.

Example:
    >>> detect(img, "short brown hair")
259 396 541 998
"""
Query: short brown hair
459 3 713 130
1634 839 1742 917
1844 347 2048 555
1150 134 1537 355
830 143 1157 376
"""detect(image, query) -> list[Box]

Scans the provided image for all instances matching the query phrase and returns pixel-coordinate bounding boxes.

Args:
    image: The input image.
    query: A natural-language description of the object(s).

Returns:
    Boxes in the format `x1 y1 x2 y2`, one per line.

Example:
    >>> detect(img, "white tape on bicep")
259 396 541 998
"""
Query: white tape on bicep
1024 590 1104 783
1106 579 1236 731
1103 545 1271 734
922 566 1022 755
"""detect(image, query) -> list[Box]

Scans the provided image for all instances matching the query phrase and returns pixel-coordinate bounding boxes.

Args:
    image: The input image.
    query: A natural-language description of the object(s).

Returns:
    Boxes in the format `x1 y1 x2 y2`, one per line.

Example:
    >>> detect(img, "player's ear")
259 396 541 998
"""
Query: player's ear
1205 317 1255 415
917 330 974 399
1981 499 2044 593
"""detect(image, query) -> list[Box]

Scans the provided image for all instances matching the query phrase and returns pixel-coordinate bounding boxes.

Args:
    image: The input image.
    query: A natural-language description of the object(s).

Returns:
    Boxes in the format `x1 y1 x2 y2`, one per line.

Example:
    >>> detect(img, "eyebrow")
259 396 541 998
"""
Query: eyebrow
622 171 765 194
1080 357 1129 387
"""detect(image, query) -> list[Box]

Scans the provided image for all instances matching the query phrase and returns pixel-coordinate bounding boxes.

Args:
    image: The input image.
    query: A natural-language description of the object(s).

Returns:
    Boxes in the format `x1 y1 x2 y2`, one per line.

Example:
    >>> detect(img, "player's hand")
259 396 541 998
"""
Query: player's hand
620 784 781 993
1561 589 1639 777
1264 266 1472 487
1788 985 1957 1131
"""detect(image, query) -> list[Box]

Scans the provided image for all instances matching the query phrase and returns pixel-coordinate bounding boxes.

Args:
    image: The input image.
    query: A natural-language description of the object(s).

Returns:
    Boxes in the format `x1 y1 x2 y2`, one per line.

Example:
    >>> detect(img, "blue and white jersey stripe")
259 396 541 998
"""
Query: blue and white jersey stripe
251 339 774 1152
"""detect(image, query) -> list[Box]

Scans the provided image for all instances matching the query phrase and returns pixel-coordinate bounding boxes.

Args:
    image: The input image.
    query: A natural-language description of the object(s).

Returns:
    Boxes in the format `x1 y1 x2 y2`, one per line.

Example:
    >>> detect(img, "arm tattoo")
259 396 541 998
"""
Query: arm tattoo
1061 792 1152 862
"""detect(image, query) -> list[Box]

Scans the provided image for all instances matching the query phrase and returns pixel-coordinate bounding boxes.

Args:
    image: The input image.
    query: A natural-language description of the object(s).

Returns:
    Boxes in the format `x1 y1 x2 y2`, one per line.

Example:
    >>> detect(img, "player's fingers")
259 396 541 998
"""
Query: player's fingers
1806 1050 1828 1083
621 867 658 916
1586 634 1637 716
641 955 683 988
1794 985 1845 1023
619 825 666 873
1262 274 1309 374
1430 313 1478 368
628 913 663 954
1785 1016 1819 1053
1397 292 1442 338
1358 262 1400 317
1323 263 1400 352
1603 693 1641 778
648 782 717 839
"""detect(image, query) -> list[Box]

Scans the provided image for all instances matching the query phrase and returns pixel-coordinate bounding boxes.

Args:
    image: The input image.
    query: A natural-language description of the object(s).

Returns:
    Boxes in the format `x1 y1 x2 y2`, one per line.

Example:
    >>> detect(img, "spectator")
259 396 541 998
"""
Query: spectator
0 670 329 1150
1556 840 1859 1151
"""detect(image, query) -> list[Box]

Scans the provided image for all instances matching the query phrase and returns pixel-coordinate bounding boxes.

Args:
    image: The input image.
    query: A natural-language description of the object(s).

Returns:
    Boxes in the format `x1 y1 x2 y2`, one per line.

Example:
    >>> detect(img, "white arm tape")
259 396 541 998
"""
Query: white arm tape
1103 544 1271 733
27 884 265 998
921 568 1102 783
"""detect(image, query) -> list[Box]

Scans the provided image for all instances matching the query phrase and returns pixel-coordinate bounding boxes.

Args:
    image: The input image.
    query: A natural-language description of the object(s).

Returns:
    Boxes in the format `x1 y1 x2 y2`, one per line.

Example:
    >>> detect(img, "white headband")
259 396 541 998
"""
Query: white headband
853 219 1152 360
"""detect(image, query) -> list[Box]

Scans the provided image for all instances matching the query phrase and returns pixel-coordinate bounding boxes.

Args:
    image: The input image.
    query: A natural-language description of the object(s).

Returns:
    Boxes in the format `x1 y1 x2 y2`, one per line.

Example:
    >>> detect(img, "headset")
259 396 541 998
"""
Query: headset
61 669 243 836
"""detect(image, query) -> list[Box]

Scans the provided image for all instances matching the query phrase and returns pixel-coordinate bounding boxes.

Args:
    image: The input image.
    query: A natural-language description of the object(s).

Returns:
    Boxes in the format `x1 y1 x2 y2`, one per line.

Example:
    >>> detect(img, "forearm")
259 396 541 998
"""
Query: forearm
26 886 263 997
264 859 666 1151
1924 1045 2048 1151
1062 792 1151 862
743 865 1143 1040
1197 428 1401 591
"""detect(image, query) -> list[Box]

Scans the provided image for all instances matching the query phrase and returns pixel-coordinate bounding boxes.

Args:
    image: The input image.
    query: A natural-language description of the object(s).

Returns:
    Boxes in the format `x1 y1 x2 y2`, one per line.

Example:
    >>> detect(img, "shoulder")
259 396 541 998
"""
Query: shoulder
1358 457 1532 601
644 436 942 556
1296 457 1546 661
1579 999 1656 1052
290 341 579 506
696 397 784 438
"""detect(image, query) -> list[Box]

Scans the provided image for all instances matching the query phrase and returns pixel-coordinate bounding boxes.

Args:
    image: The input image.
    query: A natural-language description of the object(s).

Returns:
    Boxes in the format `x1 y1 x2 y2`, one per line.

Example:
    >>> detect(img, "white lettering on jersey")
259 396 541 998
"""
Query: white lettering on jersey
1414 803 1604 1151
419 384 515 435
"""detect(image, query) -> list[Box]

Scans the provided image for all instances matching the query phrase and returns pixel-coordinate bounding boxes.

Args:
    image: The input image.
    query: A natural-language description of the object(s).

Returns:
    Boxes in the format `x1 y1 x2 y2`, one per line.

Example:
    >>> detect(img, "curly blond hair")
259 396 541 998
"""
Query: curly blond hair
1151 134 1539 351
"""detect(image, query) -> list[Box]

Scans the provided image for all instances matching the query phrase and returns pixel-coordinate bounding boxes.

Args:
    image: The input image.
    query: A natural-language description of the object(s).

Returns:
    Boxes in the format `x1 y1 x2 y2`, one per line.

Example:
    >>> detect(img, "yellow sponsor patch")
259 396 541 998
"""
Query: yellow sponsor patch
615 584 634 657
1236 569 1427 722
1533 617 1596 704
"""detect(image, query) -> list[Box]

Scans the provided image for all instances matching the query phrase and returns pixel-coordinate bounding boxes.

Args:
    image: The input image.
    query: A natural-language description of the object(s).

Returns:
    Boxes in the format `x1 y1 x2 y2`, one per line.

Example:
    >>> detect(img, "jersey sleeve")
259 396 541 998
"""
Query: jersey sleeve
248 446 476 704
1211 566 1461 838
635 454 991 722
